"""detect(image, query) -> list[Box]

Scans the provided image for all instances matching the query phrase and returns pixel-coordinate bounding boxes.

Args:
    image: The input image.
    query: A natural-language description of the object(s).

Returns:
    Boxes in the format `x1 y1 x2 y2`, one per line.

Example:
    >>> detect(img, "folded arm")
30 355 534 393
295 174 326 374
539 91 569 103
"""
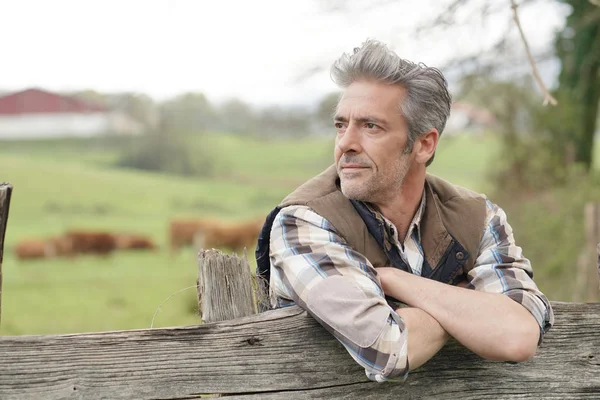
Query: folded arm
394 307 449 370
377 200 554 362
269 205 446 381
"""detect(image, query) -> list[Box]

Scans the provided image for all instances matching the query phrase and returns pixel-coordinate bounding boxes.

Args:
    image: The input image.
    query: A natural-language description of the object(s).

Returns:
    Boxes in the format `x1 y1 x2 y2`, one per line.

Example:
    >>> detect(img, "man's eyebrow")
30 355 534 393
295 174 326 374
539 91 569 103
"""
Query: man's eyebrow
333 115 388 125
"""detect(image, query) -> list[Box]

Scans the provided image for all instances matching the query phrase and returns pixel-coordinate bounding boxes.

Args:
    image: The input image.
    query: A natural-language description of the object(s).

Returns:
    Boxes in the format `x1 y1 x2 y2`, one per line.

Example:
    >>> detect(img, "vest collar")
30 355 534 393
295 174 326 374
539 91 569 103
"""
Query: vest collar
356 191 426 246
420 179 453 269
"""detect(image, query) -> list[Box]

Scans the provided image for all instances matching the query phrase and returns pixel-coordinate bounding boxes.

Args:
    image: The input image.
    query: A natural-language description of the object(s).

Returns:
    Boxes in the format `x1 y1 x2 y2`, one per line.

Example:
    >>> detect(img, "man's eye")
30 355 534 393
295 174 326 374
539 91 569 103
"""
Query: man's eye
366 123 376 129
334 122 344 129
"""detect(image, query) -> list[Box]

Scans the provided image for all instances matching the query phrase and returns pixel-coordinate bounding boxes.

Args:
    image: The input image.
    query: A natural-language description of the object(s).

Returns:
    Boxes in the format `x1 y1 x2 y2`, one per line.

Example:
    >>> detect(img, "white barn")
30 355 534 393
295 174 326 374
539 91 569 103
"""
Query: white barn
0 88 142 140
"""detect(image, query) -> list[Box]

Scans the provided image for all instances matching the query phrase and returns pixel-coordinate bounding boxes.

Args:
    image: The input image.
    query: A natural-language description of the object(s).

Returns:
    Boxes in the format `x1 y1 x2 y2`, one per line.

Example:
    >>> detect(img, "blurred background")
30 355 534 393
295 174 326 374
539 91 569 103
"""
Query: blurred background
1 0 598 335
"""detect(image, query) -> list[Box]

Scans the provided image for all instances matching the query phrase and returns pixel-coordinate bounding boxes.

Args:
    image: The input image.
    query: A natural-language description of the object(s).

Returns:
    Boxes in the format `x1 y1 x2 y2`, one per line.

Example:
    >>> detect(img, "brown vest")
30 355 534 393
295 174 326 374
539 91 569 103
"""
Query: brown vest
280 165 487 276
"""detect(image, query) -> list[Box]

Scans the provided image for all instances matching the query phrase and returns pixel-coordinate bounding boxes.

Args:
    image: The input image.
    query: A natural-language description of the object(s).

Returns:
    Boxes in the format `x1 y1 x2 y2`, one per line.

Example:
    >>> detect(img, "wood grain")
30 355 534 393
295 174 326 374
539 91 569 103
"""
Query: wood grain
0 302 598 399
197 249 257 323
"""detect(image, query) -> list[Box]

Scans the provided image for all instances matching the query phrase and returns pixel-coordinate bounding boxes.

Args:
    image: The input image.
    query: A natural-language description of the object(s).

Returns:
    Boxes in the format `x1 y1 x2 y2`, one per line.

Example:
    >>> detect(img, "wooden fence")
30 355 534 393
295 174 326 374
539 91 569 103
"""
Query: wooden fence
574 203 600 301
0 183 13 326
0 302 598 399
1 184 600 399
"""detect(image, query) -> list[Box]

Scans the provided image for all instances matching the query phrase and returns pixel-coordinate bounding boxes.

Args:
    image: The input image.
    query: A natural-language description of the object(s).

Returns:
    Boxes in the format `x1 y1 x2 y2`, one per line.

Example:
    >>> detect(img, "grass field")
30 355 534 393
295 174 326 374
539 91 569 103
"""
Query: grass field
0 132 597 335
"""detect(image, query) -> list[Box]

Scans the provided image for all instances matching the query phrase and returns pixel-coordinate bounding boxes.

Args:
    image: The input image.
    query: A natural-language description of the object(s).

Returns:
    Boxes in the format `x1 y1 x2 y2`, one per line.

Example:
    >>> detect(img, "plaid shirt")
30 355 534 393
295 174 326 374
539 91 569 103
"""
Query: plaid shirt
268 194 554 382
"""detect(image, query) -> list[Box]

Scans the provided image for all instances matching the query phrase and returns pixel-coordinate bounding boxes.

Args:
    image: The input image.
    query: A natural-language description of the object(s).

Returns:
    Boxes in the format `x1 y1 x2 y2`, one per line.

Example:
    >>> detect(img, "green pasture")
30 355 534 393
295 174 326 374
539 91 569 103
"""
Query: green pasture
0 132 597 335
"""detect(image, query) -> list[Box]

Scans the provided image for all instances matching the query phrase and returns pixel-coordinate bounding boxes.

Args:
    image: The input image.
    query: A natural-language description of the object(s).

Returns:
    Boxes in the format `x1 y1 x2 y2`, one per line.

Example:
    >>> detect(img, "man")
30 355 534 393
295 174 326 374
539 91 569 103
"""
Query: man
255 39 554 382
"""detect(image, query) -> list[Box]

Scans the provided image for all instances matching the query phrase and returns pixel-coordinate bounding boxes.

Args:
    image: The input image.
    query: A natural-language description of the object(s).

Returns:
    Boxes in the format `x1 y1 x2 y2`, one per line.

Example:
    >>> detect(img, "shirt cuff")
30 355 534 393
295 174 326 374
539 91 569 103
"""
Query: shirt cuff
365 310 410 382
505 289 553 344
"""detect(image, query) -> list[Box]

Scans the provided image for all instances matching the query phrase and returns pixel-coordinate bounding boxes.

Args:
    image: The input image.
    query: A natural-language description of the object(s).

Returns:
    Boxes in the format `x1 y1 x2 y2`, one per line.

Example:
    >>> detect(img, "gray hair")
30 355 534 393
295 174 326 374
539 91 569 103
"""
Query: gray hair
330 39 451 166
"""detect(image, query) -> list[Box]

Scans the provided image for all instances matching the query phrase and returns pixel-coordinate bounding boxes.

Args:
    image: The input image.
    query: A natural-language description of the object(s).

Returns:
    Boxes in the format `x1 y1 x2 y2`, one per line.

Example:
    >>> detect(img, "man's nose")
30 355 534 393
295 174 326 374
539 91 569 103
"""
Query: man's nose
336 124 362 154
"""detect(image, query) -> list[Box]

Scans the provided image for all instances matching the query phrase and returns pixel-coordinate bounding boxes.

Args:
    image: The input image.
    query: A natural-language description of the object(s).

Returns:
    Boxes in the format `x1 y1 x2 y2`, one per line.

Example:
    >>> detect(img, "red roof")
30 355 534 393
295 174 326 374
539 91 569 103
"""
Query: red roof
0 88 107 115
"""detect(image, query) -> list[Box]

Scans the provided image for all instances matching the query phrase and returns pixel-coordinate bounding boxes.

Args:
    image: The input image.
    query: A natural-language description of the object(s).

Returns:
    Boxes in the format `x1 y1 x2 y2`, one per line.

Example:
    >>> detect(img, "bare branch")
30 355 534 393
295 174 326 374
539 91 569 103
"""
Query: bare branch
289 66 325 85
510 0 558 106
423 0 469 31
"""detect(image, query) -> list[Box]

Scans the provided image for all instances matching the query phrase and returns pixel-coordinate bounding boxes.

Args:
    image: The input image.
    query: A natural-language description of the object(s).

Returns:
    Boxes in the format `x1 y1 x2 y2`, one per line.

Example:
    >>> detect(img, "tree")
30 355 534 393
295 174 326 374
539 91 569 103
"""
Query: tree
73 90 158 130
318 0 599 171
117 107 216 177
554 0 600 170
456 73 566 190
160 92 217 134
217 98 258 134
315 92 341 131
255 106 312 138
441 0 600 171
110 93 158 130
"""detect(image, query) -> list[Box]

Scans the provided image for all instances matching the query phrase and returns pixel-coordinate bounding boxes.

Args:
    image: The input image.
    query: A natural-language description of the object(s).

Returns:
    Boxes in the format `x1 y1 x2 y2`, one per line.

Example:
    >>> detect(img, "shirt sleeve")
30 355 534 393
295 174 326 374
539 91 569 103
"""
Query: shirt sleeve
269 205 409 382
466 199 554 342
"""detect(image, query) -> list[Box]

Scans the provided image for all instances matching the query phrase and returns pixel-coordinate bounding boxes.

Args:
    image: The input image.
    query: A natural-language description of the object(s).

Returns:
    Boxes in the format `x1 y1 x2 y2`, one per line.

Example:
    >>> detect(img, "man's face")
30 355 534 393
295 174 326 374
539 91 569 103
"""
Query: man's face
334 79 413 203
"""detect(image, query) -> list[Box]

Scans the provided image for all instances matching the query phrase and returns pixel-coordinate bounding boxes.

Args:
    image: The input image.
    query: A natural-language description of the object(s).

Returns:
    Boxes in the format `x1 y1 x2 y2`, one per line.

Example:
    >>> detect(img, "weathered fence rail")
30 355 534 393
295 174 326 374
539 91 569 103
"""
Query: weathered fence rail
0 301 599 399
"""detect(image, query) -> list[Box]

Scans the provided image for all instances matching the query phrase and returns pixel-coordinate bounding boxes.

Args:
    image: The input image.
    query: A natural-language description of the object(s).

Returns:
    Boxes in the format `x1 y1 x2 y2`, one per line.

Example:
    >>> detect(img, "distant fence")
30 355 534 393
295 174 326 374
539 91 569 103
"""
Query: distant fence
1 185 600 399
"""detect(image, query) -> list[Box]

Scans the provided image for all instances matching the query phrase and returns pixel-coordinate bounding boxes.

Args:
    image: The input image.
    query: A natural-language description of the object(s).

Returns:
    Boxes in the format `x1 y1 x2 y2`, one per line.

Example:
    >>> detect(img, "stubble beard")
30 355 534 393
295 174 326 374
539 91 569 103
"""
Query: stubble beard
340 153 411 203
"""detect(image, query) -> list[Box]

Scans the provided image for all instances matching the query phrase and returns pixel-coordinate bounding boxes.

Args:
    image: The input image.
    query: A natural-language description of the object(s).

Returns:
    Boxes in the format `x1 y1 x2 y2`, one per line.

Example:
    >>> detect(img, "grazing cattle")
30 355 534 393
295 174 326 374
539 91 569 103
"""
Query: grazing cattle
51 235 75 257
14 239 55 260
65 231 118 255
193 218 265 254
169 219 215 254
14 231 157 260
116 234 157 251
13 236 74 260
170 217 265 255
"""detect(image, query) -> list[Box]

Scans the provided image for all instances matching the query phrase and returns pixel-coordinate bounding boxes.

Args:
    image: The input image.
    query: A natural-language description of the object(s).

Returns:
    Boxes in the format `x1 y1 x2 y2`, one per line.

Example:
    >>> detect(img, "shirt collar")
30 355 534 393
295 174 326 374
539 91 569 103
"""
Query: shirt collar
362 189 426 244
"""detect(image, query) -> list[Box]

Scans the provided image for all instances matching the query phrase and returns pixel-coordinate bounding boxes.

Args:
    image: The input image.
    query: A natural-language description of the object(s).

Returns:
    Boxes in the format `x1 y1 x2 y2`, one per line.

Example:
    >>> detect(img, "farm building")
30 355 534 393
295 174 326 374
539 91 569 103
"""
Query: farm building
445 101 497 135
0 88 143 140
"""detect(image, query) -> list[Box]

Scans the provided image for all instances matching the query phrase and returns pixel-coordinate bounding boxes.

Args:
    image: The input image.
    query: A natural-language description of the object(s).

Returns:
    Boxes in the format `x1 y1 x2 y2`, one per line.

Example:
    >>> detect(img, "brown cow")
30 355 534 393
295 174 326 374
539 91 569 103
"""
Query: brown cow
65 231 118 255
14 239 56 260
169 218 217 254
51 235 75 257
115 234 157 251
13 235 74 260
170 217 264 255
193 218 265 254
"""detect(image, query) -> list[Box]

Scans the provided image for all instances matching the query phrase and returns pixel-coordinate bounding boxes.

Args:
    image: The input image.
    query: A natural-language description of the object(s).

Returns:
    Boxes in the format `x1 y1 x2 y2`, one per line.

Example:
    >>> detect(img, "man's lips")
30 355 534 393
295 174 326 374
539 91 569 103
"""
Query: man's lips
340 164 369 169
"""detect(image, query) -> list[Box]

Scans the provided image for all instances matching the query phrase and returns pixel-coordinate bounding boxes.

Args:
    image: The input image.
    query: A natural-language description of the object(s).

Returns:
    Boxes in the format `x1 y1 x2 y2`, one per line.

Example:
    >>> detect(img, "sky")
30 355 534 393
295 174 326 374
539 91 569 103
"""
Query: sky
0 0 570 107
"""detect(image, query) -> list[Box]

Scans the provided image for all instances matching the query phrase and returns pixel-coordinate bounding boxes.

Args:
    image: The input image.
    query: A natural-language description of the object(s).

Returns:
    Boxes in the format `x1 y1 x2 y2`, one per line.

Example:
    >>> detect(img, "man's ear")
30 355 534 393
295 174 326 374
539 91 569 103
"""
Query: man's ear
414 129 439 165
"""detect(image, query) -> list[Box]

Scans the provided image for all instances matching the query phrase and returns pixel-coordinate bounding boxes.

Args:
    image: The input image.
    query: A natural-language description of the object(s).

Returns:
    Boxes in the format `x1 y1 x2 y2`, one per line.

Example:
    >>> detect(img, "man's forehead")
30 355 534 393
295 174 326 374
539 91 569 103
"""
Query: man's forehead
339 92 381 102
336 94 397 116
336 93 382 110
339 87 404 106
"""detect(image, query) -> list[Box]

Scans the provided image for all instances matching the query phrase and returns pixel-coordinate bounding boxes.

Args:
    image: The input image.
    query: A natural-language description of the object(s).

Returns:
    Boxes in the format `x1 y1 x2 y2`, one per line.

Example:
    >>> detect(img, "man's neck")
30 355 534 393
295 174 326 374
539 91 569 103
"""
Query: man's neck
374 171 425 243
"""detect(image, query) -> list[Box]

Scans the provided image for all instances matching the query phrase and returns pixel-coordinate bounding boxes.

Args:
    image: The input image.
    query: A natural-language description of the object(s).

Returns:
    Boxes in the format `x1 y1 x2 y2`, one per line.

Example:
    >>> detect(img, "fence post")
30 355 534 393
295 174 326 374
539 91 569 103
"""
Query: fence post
597 243 600 292
584 203 600 301
197 249 257 323
0 183 14 326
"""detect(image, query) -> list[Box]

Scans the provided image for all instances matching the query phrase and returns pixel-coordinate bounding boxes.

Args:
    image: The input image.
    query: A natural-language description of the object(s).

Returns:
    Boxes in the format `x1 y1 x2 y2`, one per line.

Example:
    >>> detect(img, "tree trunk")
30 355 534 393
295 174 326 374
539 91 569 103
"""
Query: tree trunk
557 0 600 170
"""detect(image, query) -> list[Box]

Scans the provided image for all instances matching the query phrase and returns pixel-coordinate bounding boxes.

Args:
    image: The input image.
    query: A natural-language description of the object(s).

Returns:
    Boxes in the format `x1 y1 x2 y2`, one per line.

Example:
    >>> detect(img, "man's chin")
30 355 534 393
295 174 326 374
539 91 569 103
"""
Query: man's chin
340 183 366 201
